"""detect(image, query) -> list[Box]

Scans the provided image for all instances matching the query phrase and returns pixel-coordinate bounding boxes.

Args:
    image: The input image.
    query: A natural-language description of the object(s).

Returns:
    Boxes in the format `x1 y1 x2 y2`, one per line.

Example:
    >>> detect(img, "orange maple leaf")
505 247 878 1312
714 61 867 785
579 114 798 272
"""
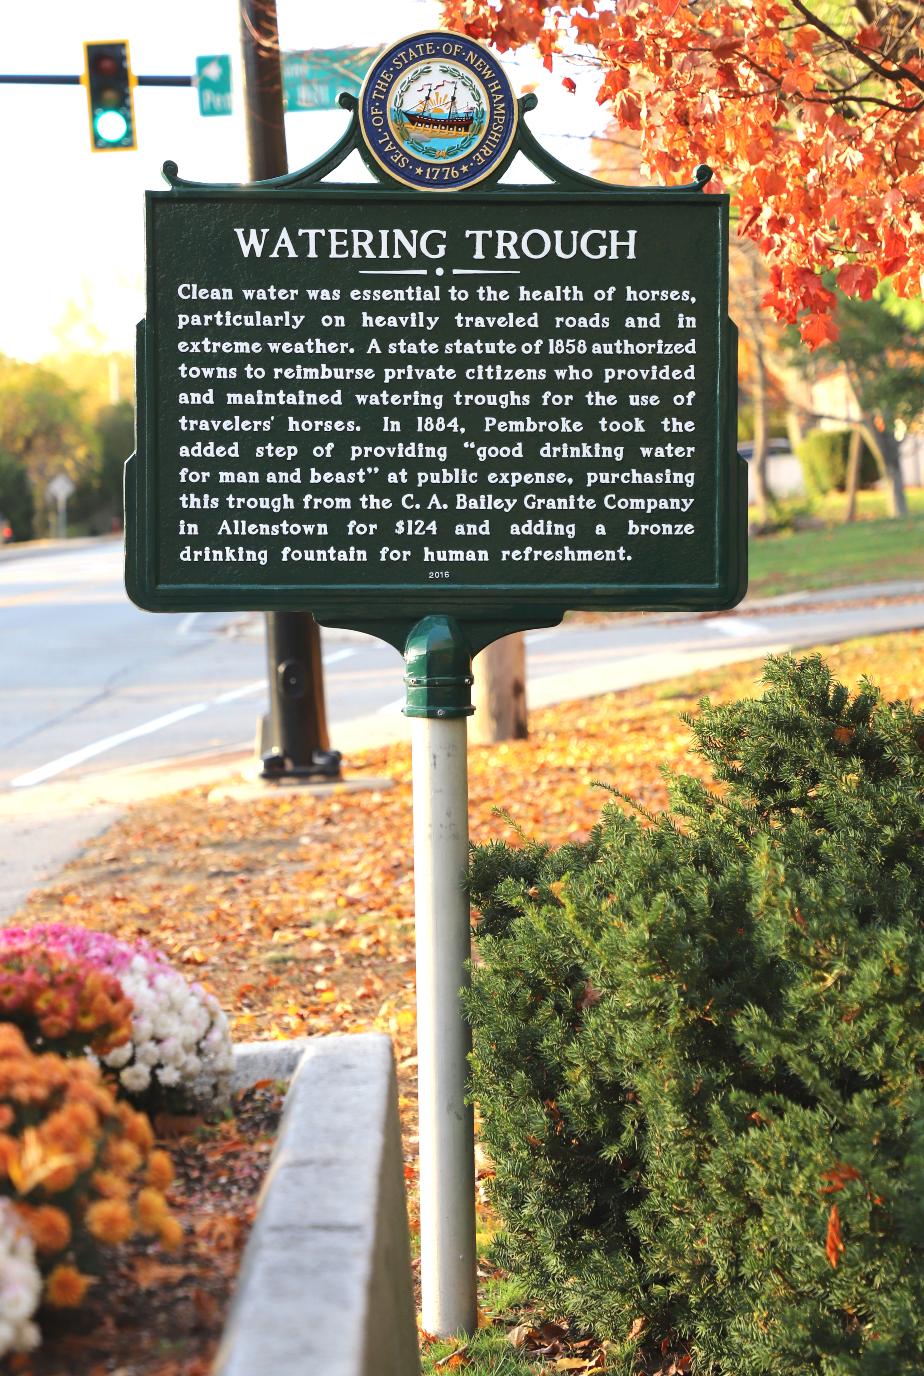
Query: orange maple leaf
800 313 839 349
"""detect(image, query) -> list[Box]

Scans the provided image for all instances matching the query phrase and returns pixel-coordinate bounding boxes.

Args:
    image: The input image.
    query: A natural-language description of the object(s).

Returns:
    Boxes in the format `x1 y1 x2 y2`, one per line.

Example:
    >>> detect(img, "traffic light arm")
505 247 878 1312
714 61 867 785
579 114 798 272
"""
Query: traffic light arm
0 74 194 86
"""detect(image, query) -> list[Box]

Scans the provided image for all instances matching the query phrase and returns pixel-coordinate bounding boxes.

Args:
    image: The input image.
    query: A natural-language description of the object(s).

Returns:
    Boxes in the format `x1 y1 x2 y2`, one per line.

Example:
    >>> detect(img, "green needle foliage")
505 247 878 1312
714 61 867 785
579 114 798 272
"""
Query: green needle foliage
466 654 924 1375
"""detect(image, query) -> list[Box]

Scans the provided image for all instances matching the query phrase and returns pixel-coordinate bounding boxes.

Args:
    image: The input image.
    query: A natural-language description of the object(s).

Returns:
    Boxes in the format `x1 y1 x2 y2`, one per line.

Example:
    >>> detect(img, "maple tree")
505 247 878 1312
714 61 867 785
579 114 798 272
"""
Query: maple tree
442 0 924 347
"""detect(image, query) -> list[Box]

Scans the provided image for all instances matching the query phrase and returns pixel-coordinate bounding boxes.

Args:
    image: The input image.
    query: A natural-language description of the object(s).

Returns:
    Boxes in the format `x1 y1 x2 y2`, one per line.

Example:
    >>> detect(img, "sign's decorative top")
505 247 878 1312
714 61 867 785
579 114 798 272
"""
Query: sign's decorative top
359 31 517 191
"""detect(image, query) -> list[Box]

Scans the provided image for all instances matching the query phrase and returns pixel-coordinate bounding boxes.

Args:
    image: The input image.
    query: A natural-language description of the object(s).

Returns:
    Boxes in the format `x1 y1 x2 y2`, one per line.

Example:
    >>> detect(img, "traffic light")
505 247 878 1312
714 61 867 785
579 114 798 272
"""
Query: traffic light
83 41 136 151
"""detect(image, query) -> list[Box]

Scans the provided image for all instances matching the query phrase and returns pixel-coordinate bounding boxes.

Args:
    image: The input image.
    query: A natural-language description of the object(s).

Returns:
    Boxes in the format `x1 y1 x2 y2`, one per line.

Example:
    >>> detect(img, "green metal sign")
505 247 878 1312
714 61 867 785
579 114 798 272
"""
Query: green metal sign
283 47 378 112
195 55 232 117
127 54 745 653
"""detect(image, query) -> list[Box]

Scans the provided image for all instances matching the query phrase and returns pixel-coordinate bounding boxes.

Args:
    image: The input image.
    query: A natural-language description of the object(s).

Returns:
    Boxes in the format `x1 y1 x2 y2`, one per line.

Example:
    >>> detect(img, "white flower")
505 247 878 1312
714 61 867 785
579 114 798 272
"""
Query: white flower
103 1041 134 1069
99 946 234 1112
136 1042 161 1068
0 1203 42 1359
120 1063 152 1093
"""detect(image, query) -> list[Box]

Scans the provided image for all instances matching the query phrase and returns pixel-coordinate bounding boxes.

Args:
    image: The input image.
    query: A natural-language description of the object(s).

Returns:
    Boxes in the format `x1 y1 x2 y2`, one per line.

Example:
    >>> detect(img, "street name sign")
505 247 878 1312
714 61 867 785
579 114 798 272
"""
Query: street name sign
127 30 746 649
283 46 378 112
195 55 232 117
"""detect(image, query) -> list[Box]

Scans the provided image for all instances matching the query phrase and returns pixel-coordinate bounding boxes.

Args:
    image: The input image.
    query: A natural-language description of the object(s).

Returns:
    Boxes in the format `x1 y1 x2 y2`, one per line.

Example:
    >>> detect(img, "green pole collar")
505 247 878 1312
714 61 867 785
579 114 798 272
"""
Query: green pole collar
404 615 475 719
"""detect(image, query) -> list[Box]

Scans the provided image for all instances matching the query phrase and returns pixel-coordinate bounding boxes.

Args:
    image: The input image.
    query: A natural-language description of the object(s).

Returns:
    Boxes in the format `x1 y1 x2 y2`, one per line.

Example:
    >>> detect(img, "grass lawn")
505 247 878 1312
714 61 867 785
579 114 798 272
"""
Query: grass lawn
747 488 924 599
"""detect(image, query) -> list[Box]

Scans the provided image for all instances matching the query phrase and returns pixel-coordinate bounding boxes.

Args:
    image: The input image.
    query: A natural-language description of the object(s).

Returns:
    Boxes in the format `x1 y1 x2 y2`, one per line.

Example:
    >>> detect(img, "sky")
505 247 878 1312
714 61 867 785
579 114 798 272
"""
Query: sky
1 0 608 362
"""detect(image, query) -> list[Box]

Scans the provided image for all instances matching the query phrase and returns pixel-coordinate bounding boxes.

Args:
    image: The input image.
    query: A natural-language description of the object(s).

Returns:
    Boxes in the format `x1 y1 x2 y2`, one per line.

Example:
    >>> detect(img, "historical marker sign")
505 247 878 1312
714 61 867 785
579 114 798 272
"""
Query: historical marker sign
127 32 745 642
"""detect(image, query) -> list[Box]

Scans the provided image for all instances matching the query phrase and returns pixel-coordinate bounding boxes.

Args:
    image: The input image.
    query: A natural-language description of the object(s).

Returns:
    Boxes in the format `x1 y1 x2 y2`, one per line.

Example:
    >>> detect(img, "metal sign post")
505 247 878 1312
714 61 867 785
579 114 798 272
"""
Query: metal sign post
47 473 75 539
125 26 746 1340
406 615 477 1334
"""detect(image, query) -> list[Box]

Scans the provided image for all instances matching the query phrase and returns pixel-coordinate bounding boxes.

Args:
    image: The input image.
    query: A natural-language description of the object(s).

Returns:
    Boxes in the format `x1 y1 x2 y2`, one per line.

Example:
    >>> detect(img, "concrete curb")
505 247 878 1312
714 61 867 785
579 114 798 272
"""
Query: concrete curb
0 534 121 564
217 1034 419 1376
232 1037 313 1092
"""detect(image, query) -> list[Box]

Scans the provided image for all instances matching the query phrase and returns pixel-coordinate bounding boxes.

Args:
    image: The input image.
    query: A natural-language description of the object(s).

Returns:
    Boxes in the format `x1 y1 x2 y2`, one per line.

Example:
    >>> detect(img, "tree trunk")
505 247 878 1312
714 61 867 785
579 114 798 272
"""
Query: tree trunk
844 427 862 523
858 418 908 519
879 426 909 519
748 329 774 525
785 405 806 455
470 634 528 745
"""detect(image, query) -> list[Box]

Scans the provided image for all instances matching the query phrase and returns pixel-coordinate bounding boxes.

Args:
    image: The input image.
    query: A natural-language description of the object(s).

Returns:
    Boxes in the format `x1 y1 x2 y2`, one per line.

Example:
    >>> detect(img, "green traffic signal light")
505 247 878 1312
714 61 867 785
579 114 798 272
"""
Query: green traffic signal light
94 109 130 144
83 41 136 152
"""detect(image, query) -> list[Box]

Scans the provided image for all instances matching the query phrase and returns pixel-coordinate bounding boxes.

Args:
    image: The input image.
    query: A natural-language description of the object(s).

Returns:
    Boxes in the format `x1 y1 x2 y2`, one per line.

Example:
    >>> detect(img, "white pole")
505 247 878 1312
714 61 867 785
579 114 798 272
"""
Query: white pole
412 712 478 1337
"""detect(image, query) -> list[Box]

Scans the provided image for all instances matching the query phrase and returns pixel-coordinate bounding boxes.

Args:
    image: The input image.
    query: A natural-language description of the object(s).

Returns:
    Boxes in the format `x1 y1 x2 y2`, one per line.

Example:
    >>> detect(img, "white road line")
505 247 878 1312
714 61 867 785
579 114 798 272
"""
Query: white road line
10 653 360 788
707 617 770 639
176 612 201 636
322 647 358 666
377 696 406 716
10 703 210 789
212 679 266 706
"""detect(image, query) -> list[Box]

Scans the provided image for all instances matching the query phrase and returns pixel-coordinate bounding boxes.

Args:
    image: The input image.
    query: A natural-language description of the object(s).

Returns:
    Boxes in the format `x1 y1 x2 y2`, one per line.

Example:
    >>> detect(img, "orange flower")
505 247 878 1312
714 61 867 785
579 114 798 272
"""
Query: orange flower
136 1187 169 1234
85 1198 134 1245
122 1108 155 1153
46 1264 92 1307
159 1215 184 1251
104 1136 142 1175
20 1203 71 1254
91 1169 132 1200
0 1134 18 1174
7 1127 77 1195
147 1149 174 1191
0 1025 27 1056
41 1160 79 1194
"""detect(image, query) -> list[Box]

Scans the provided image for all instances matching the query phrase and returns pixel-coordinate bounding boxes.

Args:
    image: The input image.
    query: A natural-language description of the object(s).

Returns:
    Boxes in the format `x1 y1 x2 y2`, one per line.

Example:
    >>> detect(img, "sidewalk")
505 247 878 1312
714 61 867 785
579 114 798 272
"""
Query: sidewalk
1 582 922 921
0 533 122 564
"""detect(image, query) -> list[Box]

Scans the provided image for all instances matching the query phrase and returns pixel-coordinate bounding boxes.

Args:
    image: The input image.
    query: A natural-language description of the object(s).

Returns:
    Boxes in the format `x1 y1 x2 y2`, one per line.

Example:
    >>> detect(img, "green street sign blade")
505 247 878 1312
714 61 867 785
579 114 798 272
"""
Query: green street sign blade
283 47 377 112
196 55 232 117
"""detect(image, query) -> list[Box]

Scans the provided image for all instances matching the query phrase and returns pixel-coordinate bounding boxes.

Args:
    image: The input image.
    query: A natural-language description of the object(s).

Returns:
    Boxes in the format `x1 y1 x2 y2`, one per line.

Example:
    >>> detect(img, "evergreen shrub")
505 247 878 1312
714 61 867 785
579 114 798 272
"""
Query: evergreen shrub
466 655 924 1375
796 428 879 495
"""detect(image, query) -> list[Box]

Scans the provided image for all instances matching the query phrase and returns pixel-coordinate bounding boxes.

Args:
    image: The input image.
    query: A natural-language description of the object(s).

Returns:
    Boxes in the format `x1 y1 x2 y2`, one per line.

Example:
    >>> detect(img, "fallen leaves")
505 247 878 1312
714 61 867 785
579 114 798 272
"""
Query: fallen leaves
825 1204 846 1268
130 1257 188 1291
434 1344 470 1369
11 635 922 1374
504 1319 618 1370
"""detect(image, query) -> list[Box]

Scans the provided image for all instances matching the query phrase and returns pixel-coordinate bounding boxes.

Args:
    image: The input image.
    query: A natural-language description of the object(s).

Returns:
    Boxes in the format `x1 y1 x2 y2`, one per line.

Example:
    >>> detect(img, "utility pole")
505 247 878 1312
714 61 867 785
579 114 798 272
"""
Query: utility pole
238 0 340 780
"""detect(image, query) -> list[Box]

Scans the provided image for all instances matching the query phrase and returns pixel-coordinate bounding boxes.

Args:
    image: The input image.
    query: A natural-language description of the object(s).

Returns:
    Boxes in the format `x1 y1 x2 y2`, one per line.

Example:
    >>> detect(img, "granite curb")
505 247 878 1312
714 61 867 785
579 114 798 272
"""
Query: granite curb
220 1034 419 1376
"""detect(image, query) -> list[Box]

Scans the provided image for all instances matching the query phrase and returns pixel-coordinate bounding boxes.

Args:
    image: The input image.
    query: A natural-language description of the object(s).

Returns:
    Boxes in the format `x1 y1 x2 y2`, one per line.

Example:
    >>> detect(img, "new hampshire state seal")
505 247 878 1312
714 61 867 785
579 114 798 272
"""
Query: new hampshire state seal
359 31 518 191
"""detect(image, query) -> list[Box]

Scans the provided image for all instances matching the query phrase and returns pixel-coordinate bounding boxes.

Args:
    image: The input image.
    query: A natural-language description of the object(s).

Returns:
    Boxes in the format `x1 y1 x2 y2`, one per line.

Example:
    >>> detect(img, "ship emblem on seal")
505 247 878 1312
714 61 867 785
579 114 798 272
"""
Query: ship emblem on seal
359 31 518 191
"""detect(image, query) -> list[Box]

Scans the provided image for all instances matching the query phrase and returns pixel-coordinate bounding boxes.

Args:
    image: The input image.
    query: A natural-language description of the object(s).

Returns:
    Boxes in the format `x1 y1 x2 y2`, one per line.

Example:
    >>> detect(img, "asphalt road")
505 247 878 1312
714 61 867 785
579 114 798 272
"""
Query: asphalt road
3 539 924 793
